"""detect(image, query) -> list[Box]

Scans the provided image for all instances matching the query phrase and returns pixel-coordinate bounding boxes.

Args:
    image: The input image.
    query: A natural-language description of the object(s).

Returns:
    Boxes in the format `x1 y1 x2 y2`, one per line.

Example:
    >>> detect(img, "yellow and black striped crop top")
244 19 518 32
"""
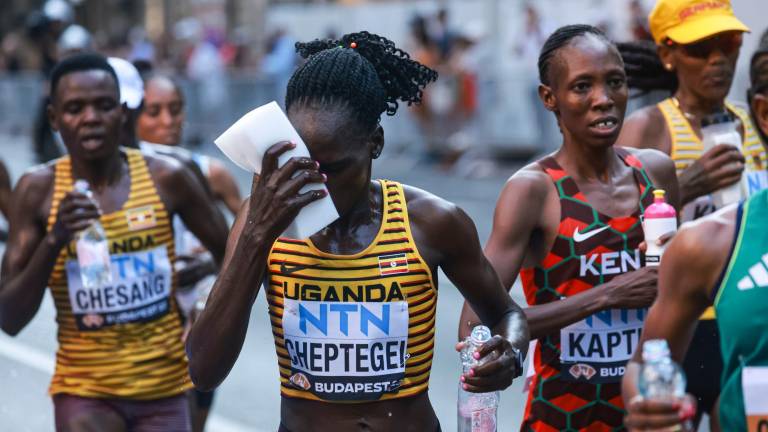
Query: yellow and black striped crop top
46 148 191 399
658 98 767 319
658 98 765 175
267 180 437 402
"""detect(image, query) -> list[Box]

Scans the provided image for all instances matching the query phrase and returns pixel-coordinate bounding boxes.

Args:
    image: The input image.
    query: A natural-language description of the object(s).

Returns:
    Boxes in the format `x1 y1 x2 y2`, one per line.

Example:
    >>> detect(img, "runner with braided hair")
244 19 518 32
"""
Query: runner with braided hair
186 31 528 432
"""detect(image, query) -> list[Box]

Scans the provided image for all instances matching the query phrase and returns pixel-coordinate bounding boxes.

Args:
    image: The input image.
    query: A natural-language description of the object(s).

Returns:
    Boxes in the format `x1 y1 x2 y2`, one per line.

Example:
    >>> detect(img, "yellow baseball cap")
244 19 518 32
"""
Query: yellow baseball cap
649 0 749 45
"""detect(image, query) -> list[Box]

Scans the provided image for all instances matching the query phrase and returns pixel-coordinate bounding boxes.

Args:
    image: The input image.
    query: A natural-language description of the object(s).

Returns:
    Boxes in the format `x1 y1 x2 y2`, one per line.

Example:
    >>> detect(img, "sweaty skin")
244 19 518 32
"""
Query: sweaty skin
0 69 228 369
187 106 529 432
459 34 680 341
619 31 746 206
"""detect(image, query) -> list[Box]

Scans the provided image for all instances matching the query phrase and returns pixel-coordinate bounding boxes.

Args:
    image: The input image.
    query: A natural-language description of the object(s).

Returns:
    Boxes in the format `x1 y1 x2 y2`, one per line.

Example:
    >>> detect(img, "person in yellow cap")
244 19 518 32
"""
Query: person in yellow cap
617 1 763 428
622 31 768 432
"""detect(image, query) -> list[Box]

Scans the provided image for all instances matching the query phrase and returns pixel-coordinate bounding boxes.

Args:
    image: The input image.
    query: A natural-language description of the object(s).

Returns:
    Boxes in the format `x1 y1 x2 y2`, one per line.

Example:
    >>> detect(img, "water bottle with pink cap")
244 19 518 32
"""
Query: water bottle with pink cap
643 189 677 267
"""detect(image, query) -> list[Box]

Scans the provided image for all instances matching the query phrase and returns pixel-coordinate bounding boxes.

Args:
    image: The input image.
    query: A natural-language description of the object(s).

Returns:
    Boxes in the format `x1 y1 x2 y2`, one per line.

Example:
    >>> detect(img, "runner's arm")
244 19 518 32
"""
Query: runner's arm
186 143 325 391
426 198 528 391
186 202 264 390
152 156 228 265
622 215 731 427
208 159 243 216
437 202 529 353
459 173 613 340
0 171 98 335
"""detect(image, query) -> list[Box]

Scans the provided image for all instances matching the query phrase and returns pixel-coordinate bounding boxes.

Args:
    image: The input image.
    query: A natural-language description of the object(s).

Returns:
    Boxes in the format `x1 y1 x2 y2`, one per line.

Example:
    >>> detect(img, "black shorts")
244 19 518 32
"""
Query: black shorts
682 319 722 414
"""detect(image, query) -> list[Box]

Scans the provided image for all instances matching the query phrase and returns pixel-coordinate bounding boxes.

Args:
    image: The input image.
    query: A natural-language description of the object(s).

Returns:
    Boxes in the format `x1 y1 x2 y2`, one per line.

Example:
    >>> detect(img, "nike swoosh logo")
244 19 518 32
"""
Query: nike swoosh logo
573 226 610 243
280 262 312 275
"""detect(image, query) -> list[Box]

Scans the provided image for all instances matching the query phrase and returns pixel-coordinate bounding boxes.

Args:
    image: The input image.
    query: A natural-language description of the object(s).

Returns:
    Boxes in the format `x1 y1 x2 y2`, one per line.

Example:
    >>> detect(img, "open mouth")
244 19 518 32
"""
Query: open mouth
588 116 620 135
80 134 105 151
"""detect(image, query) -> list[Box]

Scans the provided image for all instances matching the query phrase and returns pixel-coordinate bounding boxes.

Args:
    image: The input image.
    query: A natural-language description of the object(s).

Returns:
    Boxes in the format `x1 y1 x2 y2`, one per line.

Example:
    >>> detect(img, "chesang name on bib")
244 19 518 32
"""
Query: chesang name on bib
65 245 172 330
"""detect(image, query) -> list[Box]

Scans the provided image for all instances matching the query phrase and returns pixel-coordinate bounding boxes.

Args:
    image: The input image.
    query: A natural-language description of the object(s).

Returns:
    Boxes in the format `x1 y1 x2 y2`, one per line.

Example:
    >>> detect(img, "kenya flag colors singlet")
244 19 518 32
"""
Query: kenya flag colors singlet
520 148 655 431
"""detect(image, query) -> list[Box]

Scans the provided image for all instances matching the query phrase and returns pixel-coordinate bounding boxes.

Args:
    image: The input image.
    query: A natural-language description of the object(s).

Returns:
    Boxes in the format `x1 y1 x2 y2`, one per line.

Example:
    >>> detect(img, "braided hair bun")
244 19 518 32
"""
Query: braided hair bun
618 40 678 96
286 31 438 129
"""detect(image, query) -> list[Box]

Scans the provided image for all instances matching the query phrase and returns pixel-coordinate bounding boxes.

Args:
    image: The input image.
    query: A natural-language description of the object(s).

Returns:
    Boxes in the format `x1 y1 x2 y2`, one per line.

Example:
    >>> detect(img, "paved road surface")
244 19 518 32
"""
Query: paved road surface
0 133 532 431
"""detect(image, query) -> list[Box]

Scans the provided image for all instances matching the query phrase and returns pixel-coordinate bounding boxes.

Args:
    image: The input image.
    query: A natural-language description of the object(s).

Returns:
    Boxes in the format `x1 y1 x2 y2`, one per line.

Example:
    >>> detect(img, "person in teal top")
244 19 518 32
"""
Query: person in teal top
621 32 768 431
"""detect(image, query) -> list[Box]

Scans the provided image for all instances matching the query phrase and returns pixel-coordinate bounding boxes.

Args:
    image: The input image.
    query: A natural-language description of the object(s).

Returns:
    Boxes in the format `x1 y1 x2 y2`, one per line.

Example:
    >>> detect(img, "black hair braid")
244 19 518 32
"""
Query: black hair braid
618 40 678 96
286 31 437 129
538 24 613 86
748 28 768 143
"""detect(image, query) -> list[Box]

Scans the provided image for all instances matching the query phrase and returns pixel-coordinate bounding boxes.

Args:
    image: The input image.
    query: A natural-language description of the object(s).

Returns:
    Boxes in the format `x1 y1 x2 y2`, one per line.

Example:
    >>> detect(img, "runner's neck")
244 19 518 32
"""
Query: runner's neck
674 89 727 121
556 144 620 182
69 149 126 191
316 180 381 241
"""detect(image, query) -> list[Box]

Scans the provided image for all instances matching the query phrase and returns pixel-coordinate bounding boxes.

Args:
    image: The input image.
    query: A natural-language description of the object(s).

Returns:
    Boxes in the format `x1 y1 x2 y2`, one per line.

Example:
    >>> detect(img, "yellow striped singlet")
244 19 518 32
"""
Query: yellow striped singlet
47 148 191 399
267 180 437 403
658 97 768 319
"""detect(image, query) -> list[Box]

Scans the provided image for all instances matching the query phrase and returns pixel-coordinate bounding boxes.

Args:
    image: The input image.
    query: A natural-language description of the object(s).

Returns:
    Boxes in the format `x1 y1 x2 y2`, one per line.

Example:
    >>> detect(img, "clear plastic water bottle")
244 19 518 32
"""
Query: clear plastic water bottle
701 112 744 208
458 325 499 432
637 339 686 401
73 180 112 289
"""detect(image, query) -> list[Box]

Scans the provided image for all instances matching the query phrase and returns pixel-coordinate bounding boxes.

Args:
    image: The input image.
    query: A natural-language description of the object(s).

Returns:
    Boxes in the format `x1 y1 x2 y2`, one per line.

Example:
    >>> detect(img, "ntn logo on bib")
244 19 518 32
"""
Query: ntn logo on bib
65 246 172 330
283 299 409 400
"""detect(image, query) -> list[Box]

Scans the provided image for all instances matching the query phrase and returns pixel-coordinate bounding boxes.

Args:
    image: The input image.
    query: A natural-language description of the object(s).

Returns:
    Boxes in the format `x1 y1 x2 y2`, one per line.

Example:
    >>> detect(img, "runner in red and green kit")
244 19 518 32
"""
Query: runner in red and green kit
459 25 680 430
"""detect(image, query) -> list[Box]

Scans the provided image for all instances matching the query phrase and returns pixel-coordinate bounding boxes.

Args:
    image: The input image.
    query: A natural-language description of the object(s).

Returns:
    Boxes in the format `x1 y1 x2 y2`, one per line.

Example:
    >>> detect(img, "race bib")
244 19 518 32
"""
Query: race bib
743 367 768 431
681 195 717 223
65 246 172 330
560 308 646 383
746 171 768 197
282 299 409 401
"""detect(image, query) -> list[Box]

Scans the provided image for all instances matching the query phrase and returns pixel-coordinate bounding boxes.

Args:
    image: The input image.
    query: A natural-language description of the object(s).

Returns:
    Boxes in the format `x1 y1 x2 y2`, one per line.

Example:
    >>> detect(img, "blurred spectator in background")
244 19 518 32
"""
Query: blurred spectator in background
1 33 24 73
260 28 297 107
129 27 156 64
408 14 440 150
31 7 91 164
514 2 557 153
431 8 456 61
57 24 93 58
629 0 653 41
26 0 74 77
179 18 227 142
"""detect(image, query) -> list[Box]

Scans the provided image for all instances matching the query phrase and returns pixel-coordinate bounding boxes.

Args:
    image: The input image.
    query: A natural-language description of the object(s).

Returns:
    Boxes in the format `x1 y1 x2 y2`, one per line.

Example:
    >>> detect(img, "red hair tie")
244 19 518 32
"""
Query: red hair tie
350 42 357 49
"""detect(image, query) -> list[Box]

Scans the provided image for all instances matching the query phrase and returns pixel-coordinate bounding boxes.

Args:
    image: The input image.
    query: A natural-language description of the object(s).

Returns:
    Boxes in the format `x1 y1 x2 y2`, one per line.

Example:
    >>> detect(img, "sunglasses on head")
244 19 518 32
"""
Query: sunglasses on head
665 32 743 59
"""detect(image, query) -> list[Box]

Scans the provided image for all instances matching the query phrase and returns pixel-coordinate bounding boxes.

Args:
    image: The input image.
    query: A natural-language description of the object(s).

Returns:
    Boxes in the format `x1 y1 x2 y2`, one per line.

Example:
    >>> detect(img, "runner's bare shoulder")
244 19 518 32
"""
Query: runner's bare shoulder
619 105 668 151
621 146 677 190
141 151 200 206
13 161 57 219
400 184 481 260
496 160 558 213
401 183 468 229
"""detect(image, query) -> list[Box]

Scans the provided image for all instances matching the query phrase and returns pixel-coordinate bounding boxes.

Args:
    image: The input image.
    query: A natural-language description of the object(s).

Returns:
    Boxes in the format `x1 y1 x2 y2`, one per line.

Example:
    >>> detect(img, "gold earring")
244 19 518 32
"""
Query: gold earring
665 63 673 71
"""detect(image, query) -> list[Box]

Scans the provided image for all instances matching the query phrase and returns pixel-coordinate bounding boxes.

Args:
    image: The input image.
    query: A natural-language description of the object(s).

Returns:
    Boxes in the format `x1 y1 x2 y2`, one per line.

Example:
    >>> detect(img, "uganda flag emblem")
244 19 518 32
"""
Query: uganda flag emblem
378 253 409 276
125 206 157 231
